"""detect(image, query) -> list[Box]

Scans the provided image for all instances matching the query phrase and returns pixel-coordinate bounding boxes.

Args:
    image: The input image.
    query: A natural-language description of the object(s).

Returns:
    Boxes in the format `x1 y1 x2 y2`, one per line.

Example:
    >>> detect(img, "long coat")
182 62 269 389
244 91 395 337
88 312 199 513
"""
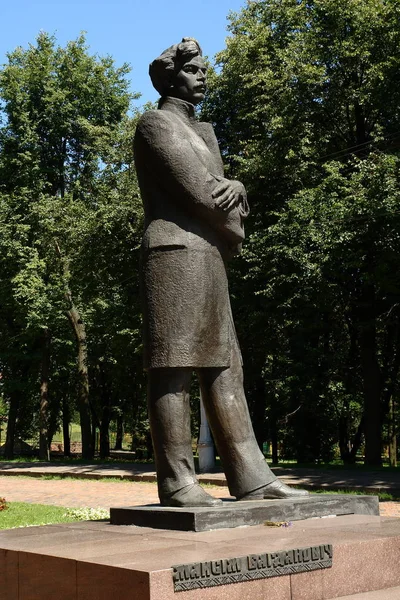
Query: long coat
134 96 249 369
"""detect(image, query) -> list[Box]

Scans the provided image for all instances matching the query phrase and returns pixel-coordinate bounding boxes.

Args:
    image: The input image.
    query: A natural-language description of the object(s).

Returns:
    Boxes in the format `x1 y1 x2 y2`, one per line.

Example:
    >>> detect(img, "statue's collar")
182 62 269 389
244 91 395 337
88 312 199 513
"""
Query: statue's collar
158 96 196 122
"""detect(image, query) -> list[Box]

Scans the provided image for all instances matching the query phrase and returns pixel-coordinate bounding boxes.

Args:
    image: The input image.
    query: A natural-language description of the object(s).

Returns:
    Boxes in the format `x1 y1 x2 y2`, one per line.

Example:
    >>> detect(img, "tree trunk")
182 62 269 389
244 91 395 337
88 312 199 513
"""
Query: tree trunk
338 412 351 463
100 409 110 459
348 417 364 464
91 407 99 457
62 396 71 456
359 310 382 466
55 240 93 460
146 429 153 460
4 391 19 459
340 312 360 464
350 104 381 465
39 329 51 461
62 397 71 457
67 304 93 459
114 414 123 450
339 412 365 465
130 397 140 452
251 377 267 451
388 395 397 468
95 364 111 459
47 408 60 454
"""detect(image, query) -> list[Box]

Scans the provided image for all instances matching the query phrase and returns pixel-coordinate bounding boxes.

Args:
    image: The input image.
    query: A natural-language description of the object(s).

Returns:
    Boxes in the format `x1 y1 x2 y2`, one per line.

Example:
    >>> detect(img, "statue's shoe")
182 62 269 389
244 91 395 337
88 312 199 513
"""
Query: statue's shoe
238 479 309 501
161 484 223 507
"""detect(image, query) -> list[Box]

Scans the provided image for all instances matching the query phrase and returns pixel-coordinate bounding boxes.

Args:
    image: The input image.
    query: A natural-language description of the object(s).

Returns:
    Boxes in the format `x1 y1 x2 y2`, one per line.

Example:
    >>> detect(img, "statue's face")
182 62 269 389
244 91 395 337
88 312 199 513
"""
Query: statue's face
170 56 207 105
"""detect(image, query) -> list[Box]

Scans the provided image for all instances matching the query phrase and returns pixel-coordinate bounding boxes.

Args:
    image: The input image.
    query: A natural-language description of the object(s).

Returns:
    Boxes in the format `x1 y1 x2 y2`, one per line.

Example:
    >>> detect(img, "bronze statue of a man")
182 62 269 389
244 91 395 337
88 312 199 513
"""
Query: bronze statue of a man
134 38 308 507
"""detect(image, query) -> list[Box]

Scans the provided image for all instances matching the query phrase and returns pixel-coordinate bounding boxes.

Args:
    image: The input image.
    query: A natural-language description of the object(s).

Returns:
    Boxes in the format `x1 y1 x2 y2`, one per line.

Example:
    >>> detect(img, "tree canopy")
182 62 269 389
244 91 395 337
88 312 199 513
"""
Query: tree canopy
0 33 146 459
203 0 400 465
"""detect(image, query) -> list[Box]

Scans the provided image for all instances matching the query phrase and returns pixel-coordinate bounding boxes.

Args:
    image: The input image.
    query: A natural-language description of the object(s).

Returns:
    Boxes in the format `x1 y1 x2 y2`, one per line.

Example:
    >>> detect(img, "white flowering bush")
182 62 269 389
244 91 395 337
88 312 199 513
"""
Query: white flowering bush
63 507 109 521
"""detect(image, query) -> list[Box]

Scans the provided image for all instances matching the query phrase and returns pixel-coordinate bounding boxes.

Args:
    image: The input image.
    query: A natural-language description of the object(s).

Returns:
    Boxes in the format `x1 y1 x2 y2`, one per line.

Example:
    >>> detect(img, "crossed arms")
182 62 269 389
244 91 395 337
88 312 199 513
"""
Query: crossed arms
134 110 249 247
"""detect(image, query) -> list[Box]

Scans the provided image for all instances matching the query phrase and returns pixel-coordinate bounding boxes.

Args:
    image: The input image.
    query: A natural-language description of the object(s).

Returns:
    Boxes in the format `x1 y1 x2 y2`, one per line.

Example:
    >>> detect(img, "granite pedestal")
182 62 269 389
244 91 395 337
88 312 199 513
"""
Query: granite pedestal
1 514 400 600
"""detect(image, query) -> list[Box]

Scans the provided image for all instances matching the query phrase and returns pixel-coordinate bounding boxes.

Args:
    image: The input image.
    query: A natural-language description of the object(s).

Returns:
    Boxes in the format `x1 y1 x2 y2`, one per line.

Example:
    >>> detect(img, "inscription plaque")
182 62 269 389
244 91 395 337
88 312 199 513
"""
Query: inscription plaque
172 544 333 592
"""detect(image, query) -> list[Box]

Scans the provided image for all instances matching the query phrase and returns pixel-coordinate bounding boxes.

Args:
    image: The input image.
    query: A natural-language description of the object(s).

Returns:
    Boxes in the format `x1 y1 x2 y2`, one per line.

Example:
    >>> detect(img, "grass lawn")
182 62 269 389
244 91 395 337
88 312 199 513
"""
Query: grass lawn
0 502 109 530
0 502 76 529
312 488 396 501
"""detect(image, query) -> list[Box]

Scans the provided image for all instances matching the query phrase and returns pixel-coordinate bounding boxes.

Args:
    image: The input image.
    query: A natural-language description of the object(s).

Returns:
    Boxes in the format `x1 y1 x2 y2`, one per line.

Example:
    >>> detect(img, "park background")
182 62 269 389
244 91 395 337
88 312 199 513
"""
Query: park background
0 0 399 470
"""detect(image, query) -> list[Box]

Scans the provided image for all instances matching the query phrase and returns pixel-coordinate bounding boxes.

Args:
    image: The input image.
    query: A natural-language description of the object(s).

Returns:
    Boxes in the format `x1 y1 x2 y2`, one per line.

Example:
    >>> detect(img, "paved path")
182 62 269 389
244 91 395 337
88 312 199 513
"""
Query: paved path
0 476 231 509
1 461 400 517
0 474 399 518
1 461 400 492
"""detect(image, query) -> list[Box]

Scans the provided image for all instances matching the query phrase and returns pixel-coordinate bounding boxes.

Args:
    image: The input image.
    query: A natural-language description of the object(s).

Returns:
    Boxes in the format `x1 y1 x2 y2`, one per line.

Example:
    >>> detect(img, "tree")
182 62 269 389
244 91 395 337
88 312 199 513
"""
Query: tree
204 0 400 464
0 33 143 458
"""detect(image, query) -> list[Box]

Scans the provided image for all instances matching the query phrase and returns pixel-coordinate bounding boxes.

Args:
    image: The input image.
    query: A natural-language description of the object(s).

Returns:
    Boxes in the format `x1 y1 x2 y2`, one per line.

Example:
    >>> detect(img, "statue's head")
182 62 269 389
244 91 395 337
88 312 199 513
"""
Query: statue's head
149 38 207 105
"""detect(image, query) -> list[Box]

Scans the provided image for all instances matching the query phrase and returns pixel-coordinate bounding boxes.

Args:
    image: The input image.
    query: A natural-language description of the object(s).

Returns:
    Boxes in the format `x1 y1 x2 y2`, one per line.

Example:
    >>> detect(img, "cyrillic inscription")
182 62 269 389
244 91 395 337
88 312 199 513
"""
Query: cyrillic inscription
172 544 333 592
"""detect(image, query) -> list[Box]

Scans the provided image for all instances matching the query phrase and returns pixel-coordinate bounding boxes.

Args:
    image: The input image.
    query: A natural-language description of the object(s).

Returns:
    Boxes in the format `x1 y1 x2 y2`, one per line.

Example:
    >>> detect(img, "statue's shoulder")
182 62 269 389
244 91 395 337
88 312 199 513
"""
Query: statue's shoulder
137 109 176 133
194 121 218 142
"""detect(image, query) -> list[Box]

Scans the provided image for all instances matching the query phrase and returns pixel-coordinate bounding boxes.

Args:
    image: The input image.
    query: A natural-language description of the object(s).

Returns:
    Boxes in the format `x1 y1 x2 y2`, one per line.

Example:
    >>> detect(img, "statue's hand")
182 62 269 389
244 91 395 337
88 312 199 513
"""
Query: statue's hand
212 176 245 211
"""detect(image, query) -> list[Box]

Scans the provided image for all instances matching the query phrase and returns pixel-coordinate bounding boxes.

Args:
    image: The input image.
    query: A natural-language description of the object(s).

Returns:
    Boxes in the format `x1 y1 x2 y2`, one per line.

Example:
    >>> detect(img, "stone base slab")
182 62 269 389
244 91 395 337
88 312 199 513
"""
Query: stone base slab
110 494 379 531
1 515 400 599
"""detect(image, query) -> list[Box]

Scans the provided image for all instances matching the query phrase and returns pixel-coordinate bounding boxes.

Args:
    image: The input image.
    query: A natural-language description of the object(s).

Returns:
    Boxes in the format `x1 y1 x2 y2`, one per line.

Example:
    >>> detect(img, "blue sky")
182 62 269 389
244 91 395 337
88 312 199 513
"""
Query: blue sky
1 0 247 106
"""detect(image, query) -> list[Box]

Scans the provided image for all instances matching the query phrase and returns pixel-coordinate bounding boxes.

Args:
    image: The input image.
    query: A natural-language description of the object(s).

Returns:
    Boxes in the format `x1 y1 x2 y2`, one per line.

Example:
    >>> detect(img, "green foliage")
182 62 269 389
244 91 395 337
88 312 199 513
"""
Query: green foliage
0 32 132 197
204 0 400 463
0 32 146 458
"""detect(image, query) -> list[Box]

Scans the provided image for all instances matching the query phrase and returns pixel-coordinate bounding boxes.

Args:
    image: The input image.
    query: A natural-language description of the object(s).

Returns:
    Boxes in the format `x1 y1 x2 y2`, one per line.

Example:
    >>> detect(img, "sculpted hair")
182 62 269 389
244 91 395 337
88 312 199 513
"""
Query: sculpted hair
149 37 203 97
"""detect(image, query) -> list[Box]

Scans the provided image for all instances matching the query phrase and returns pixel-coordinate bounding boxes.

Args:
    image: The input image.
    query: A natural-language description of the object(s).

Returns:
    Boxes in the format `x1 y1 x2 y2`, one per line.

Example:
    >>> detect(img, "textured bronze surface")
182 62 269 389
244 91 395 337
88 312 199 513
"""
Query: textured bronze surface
134 37 302 507
110 494 379 531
